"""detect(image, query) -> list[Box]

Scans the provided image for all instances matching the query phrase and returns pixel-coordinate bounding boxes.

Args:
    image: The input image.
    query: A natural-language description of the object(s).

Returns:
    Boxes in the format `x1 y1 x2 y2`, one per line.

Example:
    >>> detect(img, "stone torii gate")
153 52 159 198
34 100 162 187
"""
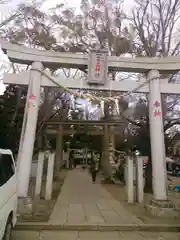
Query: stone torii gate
1 40 180 204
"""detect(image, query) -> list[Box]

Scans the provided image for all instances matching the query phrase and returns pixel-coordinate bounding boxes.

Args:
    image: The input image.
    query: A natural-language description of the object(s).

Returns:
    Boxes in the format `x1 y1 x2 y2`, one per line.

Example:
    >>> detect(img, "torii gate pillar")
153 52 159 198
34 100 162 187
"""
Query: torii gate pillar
17 62 43 197
148 69 168 201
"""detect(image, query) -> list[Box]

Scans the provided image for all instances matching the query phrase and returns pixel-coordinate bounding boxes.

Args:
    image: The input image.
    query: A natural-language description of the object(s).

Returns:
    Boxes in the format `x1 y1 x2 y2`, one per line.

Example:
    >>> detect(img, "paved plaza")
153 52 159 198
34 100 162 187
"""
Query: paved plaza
49 168 142 225
14 168 180 239
12 230 180 240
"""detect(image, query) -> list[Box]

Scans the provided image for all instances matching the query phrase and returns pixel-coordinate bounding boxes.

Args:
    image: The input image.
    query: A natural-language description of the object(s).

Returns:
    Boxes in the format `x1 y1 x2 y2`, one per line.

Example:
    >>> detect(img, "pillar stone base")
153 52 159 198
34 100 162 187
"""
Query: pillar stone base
17 197 33 215
146 199 180 217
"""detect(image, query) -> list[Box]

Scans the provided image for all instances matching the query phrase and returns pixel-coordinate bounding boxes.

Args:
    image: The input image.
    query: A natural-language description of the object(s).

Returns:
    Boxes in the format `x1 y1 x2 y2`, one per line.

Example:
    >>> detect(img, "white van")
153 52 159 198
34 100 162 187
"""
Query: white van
0 149 17 240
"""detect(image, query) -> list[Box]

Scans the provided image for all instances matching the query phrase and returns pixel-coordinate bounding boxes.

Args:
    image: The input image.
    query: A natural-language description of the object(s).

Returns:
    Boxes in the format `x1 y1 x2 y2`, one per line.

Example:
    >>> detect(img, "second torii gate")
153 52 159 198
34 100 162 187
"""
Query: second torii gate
1 40 180 205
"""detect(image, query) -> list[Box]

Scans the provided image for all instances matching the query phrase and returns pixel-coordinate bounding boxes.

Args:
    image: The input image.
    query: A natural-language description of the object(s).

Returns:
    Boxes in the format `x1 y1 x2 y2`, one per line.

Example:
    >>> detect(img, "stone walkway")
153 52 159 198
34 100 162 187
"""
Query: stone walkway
49 168 143 225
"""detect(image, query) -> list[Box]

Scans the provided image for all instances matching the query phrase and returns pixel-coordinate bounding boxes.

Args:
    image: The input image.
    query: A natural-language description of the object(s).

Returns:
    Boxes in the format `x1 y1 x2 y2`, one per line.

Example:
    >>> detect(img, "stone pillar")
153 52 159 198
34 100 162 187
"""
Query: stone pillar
135 154 144 203
35 152 44 197
66 142 70 169
148 69 167 201
45 152 55 200
109 126 115 148
17 62 43 197
85 148 88 167
127 156 134 203
109 126 115 162
55 125 63 178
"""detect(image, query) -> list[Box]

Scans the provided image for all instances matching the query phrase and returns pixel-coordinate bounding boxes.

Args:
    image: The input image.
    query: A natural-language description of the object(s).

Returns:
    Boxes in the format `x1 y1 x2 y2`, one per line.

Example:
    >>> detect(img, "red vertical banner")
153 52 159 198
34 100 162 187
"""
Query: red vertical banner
28 95 36 108
153 101 160 107
154 110 161 117
153 101 161 117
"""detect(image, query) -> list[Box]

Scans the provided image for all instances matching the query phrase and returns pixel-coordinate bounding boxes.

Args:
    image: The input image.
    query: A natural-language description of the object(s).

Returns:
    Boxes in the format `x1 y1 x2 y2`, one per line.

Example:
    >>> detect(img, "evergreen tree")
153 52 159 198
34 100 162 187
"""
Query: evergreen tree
0 85 26 153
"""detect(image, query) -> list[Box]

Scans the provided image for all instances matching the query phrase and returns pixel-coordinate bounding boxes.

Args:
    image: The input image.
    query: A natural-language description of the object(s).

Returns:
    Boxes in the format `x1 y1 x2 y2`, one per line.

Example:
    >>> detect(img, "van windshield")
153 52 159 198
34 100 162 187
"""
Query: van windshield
0 154 15 187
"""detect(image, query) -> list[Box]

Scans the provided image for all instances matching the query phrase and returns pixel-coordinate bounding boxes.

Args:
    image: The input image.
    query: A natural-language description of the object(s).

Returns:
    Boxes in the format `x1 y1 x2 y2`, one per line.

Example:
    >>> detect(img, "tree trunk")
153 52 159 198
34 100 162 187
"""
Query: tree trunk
102 152 113 178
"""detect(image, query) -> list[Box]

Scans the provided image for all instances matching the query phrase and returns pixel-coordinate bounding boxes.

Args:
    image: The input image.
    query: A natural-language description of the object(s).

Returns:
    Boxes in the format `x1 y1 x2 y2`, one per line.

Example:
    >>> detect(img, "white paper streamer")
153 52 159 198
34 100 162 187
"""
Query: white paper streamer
100 101 105 117
71 95 75 109
115 99 120 115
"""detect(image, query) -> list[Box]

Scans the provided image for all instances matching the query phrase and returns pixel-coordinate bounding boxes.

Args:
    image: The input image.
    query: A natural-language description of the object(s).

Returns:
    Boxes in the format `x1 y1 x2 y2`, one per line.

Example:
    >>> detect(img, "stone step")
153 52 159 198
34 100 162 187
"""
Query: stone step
15 222 180 232
150 199 175 208
12 230 180 240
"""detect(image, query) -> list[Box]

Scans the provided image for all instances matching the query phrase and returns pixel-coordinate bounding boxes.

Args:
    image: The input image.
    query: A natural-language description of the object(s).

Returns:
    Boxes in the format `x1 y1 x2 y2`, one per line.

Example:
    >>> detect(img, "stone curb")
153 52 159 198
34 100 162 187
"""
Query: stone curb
15 223 180 232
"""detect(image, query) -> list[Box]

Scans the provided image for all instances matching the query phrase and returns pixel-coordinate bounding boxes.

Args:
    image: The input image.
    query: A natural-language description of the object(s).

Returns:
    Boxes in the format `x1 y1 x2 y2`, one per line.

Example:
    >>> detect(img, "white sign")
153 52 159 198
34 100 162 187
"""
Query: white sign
88 50 108 84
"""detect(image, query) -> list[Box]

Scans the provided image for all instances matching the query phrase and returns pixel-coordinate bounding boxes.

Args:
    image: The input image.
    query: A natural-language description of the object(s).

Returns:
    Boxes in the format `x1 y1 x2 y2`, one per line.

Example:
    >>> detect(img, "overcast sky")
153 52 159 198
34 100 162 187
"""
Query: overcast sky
42 0 134 11
0 0 135 16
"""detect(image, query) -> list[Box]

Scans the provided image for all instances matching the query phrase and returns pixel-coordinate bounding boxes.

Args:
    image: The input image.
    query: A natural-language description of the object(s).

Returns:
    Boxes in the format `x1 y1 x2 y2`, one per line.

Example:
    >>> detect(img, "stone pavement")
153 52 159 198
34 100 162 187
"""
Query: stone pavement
49 168 142 225
12 230 180 240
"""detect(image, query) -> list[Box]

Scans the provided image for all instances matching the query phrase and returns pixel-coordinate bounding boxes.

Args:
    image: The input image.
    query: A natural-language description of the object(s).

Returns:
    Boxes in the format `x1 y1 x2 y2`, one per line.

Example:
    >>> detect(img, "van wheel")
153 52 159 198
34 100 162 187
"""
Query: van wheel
3 217 12 240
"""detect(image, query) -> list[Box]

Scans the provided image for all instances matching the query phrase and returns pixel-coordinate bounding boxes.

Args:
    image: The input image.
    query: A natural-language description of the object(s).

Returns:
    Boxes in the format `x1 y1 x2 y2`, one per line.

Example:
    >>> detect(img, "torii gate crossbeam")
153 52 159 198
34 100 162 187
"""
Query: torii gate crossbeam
3 70 180 94
1 40 180 73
